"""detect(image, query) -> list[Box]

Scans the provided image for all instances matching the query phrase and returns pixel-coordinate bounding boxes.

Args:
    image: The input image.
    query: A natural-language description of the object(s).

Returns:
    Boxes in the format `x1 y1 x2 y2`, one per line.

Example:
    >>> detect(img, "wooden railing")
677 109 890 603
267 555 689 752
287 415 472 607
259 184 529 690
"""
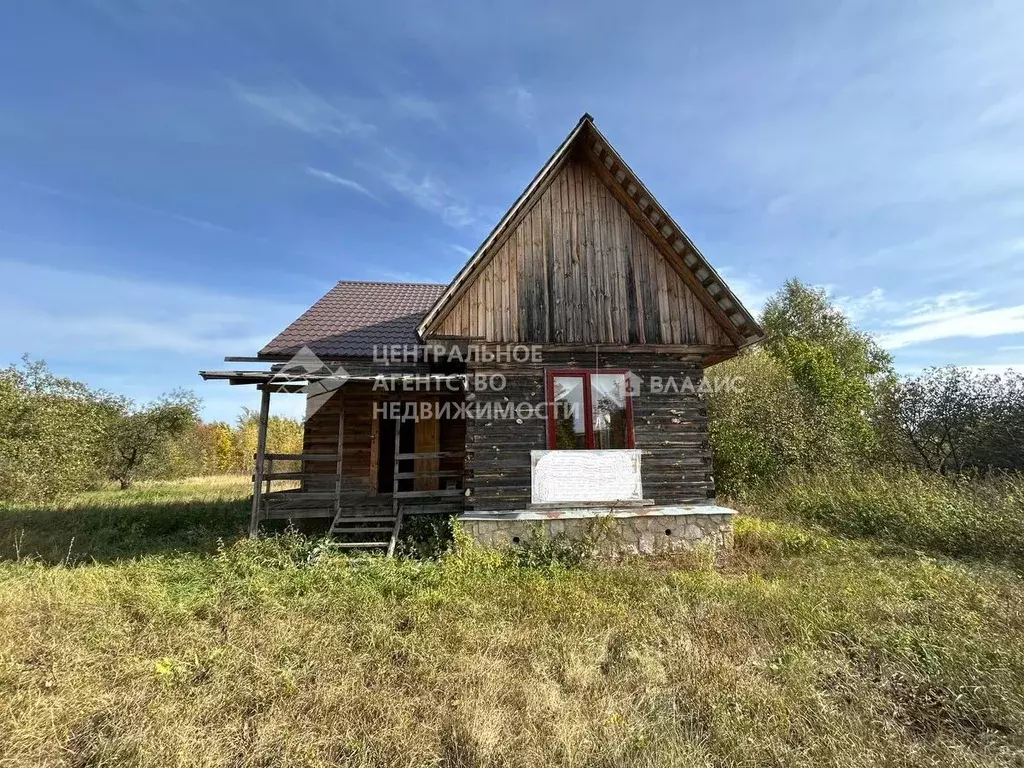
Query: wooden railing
251 450 466 546
388 450 465 554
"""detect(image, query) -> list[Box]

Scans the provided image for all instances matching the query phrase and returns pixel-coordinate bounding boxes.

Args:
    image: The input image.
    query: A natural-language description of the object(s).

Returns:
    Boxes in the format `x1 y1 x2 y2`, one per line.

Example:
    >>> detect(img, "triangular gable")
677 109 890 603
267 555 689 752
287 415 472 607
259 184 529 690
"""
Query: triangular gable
418 114 764 353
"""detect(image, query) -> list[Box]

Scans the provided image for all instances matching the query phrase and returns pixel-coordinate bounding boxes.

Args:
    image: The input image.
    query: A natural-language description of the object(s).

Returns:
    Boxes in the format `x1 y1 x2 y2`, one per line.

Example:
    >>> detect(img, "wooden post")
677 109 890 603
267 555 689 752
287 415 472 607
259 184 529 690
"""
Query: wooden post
249 385 272 538
333 395 344 520
414 404 440 492
387 413 404 557
368 413 380 493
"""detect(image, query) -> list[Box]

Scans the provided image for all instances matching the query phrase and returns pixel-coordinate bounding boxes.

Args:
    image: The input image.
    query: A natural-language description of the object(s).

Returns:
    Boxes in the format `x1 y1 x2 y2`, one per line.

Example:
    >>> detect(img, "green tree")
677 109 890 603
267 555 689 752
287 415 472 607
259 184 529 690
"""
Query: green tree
762 279 892 464
876 366 1024 474
706 352 815 496
707 279 896 494
230 408 304 473
100 390 200 489
0 357 111 502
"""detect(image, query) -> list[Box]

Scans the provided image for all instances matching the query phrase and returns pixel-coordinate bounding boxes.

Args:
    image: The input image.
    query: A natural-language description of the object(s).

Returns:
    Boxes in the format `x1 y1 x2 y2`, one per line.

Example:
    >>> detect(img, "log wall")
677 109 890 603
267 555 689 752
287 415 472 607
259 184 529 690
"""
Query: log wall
464 351 714 511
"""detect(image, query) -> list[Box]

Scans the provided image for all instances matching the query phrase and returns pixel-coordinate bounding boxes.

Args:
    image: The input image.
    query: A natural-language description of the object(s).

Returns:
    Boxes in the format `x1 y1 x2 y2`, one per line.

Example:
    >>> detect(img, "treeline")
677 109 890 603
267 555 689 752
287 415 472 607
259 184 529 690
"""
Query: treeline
0 358 302 502
2 279 1021 506
707 279 1024 496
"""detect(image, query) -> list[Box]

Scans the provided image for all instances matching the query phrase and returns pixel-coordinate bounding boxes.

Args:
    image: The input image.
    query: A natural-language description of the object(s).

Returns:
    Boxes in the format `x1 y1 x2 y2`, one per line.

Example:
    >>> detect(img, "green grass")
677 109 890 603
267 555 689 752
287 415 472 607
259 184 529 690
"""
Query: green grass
0 475 251 563
1 476 1024 766
748 468 1024 567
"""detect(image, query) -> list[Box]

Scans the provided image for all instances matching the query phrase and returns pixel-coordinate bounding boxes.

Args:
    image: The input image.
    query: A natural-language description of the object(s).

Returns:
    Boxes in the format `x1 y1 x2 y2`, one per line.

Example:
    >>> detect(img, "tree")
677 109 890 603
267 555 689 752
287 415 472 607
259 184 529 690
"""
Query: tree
0 357 112 501
877 367 1024 474
230 408 304 473
100 390 200 489
706 351 817 496
706 279 900 494
761 279 893 464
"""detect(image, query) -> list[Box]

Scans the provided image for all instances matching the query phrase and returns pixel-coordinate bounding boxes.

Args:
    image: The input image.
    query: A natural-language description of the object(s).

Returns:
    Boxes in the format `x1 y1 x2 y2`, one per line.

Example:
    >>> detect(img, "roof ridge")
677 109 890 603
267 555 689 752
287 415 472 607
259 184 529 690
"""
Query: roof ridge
333 279 448 288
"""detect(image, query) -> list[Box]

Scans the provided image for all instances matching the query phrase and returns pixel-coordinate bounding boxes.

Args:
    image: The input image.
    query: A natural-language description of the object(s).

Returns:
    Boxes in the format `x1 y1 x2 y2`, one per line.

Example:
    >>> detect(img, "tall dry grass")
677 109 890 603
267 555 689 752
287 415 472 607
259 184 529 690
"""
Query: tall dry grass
1 476 1024 765
749 468 1024 565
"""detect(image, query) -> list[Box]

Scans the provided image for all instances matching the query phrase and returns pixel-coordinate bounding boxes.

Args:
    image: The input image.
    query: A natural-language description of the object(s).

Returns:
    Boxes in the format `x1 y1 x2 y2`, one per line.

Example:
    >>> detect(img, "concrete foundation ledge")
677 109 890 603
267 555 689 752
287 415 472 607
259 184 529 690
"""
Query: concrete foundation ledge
458 505 737 556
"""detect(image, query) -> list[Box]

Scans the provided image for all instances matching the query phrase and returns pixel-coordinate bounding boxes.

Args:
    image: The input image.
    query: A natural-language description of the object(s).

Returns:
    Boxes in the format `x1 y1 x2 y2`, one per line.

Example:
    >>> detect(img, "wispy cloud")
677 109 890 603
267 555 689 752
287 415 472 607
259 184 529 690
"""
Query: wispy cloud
378 169 478 228
229 79 375 138
21 181 246 238
450 244 475 258
875 293 1024 349
304 167 381 202
717 268 771 315
835 287 888 322
389 94 445 127
507 84 535 127
0 258 306 358
363 267 445 284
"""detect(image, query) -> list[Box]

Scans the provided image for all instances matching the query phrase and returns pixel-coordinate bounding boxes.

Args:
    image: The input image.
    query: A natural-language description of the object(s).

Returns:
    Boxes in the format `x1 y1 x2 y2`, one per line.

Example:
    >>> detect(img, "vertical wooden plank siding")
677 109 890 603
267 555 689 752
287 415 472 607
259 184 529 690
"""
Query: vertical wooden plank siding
414 409 440 491
433 154 737 353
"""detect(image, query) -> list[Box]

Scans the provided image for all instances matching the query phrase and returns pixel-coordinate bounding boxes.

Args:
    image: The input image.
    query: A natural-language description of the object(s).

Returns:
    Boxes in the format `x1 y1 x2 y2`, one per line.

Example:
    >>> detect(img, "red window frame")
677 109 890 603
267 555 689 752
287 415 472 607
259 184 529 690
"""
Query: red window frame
545 369 635 450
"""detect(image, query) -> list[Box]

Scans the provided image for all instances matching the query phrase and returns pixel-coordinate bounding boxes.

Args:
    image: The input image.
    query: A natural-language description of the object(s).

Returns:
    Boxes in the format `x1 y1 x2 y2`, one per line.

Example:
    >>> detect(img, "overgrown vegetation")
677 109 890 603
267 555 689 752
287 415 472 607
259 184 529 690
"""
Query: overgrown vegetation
706 279 1024 496
1 275 1023 765
2 479 1024 766
750 468 1024 566
0 358 302 502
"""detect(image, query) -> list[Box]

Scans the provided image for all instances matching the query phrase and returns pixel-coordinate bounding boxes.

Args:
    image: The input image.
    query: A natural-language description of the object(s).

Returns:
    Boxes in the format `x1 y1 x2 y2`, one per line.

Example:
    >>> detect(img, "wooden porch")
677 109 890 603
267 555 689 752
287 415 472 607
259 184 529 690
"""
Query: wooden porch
251 450 465 554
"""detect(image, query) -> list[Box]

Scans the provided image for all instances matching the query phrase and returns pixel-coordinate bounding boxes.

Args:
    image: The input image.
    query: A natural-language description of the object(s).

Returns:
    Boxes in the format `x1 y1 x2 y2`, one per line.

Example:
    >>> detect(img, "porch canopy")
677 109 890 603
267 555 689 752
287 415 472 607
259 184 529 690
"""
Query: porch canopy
199 369 467 393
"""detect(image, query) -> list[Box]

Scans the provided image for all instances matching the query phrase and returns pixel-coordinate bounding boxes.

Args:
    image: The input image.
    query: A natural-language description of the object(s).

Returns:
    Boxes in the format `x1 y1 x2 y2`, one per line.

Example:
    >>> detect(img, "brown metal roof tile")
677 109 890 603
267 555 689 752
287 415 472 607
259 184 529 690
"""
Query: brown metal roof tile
259 281 447 359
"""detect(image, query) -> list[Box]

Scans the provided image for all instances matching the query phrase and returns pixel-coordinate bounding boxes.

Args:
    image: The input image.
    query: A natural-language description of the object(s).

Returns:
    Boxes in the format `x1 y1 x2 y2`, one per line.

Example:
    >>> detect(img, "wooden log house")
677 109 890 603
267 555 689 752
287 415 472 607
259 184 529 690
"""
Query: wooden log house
201 114 764 555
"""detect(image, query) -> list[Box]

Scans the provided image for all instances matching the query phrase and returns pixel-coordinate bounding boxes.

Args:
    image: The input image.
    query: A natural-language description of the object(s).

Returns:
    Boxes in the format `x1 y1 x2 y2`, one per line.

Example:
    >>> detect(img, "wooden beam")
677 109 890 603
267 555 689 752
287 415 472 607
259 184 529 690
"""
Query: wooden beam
249 386 271 538
387 415 404 557
333 395 344 520
368 412 380 494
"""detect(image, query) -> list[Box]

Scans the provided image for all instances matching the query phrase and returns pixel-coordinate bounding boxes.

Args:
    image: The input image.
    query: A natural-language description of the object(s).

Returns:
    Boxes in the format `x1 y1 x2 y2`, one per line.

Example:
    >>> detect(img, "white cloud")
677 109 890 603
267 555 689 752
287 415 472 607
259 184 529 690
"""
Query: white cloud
835 287 888 322
379 169 479 228
230 79 375 138
716 268 771 315
304 167 381 202
0 259 307 358
389 94 445 127
888 292 985 328
507 85 535 127
877 294 1024 349
450 244 475 258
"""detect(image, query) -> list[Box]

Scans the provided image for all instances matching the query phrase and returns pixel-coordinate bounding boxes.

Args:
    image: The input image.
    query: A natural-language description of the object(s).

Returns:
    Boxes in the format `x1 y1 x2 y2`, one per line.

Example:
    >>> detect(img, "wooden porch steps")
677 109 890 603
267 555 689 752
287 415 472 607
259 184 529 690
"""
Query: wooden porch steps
328 510 401 551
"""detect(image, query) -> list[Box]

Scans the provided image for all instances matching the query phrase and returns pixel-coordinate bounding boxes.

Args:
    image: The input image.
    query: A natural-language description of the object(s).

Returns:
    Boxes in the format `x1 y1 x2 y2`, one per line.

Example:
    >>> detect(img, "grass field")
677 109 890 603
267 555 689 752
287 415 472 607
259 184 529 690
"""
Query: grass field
1 475 1023 767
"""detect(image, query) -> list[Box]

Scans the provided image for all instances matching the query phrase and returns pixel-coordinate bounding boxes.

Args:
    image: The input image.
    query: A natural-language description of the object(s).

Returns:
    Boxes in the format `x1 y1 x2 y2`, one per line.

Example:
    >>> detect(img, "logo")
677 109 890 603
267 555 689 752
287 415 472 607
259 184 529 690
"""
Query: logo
269 346 349 422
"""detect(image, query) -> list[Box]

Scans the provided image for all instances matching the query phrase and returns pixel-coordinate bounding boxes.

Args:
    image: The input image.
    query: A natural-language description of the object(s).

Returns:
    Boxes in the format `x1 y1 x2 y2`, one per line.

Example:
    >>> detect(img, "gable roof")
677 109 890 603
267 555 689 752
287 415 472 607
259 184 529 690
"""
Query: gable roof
417 113 764 348
259 281 446 359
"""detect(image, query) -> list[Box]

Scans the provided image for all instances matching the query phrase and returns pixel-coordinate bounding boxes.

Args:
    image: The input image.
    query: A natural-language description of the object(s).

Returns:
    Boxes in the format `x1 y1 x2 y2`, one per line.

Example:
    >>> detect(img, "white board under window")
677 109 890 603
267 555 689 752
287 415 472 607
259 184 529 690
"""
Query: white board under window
531 449 643 504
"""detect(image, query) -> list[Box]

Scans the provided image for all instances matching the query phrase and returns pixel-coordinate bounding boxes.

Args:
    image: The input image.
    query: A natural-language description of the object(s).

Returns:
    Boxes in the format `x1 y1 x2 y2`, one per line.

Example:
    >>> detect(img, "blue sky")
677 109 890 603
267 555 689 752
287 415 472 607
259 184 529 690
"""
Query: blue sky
1 0 1022 421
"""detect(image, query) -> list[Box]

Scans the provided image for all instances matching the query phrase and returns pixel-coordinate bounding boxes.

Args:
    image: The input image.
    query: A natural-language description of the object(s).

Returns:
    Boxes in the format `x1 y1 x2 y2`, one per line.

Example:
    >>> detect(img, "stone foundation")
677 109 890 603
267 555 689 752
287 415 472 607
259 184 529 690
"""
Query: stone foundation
458 506 736 557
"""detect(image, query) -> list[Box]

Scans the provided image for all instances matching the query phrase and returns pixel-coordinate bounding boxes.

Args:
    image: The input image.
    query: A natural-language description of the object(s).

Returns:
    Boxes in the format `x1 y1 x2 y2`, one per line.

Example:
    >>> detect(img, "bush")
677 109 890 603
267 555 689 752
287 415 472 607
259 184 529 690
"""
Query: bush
0 358 111 501
750 468 1024 564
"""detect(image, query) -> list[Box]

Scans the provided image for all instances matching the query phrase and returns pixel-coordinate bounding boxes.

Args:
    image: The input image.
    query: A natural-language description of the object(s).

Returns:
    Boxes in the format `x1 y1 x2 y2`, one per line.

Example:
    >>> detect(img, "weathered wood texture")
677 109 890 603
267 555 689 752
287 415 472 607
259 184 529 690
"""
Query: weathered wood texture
434 153 733 348
303 388 375 487
464 352 714 511
302 386 466 487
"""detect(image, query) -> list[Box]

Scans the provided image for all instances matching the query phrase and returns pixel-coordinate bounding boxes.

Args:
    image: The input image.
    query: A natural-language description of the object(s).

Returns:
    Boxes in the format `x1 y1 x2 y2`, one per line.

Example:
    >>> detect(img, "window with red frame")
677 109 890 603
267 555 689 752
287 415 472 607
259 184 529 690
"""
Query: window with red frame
546 370 635 450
